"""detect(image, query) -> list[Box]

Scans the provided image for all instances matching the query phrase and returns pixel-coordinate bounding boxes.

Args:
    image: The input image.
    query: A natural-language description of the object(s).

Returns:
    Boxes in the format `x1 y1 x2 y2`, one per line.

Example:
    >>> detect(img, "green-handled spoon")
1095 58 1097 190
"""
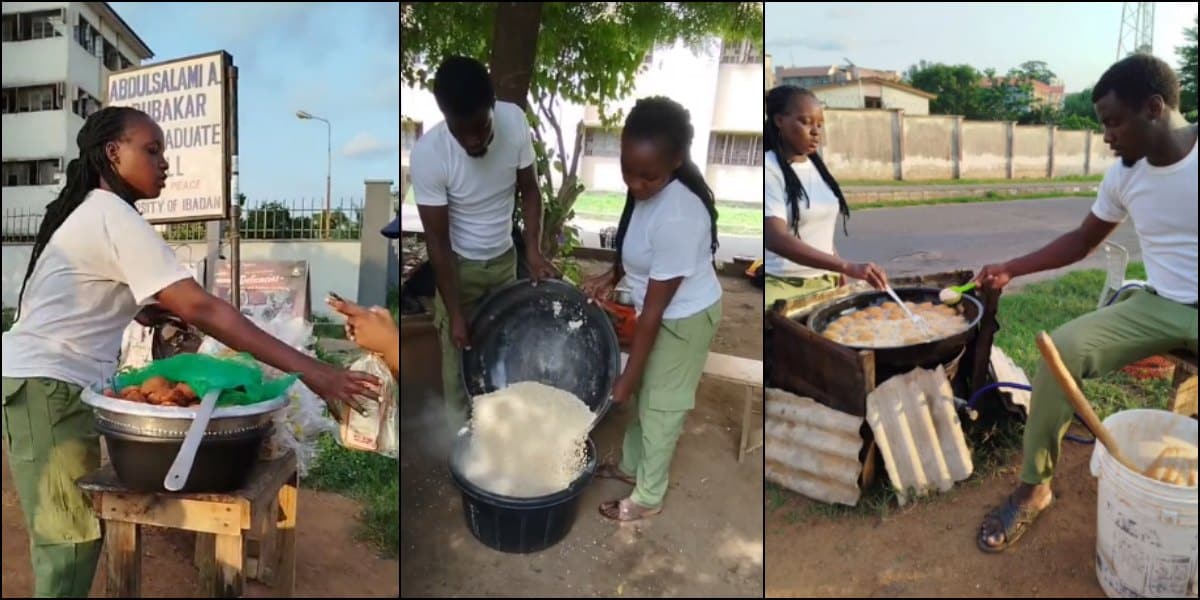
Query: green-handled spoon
939 282 977 305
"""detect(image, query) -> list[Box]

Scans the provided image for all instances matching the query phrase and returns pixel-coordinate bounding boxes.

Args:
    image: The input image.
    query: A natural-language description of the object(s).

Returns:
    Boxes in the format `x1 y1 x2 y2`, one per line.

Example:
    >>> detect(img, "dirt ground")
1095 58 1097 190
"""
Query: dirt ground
2 449 399 598
399 273 765 597
766 428 1107 598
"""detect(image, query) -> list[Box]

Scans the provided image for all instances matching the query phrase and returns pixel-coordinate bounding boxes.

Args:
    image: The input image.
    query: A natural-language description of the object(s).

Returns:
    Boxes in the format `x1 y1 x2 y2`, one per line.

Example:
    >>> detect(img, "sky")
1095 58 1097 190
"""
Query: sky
766 2 1197 93
109 2 400 204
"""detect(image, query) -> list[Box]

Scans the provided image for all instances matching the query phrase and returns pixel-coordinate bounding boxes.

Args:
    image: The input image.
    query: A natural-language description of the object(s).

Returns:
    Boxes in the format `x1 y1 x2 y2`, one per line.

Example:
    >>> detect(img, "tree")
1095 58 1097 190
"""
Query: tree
1177 16 1198 122
402 2 763 261
243 202 295 240
1058 89 1100 131
1013 60 1056 85
976 67 1034 122
905 61 983 117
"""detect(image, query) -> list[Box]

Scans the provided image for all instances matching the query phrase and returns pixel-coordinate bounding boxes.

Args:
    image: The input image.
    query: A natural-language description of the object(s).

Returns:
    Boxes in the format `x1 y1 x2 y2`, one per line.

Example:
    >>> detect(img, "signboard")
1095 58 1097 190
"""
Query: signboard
106 51 233 224
213 261 312 322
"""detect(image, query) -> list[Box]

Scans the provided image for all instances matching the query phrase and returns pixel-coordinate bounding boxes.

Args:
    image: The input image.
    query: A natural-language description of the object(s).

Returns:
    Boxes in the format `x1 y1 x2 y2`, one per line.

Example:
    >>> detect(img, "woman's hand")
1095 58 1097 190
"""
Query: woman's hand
842 262 889 290
581 270 618 303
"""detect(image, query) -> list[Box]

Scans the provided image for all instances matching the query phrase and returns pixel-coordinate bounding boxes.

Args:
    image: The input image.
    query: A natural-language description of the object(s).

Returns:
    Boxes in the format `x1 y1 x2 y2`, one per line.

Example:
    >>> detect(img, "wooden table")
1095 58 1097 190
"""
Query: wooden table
77 452 298 598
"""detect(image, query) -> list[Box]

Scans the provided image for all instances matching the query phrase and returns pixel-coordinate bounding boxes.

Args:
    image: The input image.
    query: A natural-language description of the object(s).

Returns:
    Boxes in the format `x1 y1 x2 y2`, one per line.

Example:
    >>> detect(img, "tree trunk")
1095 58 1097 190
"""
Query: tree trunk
489 2 543 109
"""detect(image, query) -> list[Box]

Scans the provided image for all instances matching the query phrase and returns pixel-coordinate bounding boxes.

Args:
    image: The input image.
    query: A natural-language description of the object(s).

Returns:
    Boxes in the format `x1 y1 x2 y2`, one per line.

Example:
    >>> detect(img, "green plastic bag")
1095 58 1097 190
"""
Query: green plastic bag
113 353 298 407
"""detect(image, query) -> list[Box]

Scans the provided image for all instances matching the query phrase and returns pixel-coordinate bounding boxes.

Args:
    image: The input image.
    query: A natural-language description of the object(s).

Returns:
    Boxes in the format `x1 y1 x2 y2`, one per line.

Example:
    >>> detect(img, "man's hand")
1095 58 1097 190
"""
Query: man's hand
449 313 471 350
975 263 1015 290
527 250 561 284
134 305 182 328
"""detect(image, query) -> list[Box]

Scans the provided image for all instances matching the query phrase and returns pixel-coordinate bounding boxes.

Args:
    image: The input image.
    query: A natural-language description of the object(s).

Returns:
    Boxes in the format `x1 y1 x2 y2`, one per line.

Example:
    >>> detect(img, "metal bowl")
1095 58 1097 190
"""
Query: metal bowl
81 386 287 440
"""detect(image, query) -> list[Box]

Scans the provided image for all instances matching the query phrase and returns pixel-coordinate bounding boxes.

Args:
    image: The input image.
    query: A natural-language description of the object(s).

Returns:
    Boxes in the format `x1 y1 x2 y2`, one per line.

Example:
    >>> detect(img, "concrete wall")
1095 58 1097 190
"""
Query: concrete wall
824 109 1108 182
705 164 763 204
902 115 955 180
1053 130 1089 176
1090 134 1117 174
822 110 895 180
960 121 1008 179
1012 125 1051 178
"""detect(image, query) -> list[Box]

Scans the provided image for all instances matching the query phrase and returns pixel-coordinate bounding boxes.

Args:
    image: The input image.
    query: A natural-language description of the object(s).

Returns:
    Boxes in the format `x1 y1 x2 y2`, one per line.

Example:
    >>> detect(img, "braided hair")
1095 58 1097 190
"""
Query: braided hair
613 96 719 270
15 106 147 321
764 85 851 236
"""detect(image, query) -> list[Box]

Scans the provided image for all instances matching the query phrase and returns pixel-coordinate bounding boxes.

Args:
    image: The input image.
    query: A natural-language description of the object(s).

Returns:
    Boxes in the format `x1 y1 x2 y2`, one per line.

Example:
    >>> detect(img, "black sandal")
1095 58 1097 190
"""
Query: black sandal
977 493 1053 553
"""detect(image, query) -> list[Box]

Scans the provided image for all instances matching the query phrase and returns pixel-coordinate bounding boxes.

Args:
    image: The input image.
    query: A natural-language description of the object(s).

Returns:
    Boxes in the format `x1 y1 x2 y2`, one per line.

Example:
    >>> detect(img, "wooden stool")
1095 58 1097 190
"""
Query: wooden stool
77 452 298 598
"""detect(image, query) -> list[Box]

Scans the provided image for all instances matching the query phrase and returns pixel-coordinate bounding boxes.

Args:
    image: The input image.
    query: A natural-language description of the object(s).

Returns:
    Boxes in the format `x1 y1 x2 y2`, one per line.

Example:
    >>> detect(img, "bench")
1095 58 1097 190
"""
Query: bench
622 351 764 462
77 452 298 598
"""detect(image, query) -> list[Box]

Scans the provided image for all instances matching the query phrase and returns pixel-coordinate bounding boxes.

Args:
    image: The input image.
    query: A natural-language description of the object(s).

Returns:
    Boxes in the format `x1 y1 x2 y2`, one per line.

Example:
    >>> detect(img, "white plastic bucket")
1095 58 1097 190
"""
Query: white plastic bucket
1089 409 1198 598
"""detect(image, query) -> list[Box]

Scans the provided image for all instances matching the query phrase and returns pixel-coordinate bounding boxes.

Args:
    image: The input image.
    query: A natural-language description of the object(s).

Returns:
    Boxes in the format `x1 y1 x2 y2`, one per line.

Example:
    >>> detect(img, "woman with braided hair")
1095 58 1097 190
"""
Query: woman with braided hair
763 85 889 310
1 106 377 596
580 96 722 522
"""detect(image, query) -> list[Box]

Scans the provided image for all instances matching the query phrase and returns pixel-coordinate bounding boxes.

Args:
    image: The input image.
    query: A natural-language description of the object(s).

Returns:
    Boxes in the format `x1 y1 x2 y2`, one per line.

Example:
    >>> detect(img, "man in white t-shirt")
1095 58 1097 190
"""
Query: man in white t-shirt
411 56 559 430
975 54 1198 554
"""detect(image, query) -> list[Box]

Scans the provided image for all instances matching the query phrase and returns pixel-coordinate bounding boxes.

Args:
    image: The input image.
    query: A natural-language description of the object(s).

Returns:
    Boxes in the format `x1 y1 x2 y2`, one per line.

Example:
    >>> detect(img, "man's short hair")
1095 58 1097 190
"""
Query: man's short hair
433 56 495 117
1092 54 1181 110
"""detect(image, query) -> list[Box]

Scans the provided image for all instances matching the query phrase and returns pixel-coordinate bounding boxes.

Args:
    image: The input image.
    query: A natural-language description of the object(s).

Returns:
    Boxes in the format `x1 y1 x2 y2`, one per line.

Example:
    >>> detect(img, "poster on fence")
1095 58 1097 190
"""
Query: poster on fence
212 260 312 322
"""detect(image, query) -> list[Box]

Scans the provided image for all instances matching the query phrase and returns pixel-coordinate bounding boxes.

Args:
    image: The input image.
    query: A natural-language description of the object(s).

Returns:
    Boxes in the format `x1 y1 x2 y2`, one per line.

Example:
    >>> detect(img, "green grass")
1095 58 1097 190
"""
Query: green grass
854 190 1097 210
773 263 1174 522
573 192 763 236
303 435 399 558
841 174 1104 187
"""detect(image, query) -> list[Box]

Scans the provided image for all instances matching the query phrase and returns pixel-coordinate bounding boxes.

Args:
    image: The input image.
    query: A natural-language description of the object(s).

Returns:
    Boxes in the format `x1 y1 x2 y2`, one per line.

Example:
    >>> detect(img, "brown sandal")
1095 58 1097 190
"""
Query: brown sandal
978 493 1054 553
599 497 662 522
596 462 636 486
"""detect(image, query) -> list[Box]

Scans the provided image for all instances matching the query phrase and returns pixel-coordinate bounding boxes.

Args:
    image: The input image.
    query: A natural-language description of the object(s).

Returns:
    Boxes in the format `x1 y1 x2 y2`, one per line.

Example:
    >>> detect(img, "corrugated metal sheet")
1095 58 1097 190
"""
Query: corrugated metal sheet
765 389 864 506
990 346 1031 417
866 366 973 505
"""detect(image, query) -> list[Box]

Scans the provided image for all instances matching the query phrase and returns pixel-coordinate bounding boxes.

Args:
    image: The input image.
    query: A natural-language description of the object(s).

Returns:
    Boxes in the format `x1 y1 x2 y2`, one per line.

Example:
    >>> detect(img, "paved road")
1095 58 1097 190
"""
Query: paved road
836 196 1141 290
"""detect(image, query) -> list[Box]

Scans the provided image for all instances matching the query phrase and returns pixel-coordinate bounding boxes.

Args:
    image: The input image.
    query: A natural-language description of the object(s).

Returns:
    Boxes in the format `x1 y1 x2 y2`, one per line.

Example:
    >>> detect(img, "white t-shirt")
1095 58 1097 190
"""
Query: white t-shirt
620 179 723 320
763 150 841 278
2 189 194 388
1091 136 1198 305
411 101 535 260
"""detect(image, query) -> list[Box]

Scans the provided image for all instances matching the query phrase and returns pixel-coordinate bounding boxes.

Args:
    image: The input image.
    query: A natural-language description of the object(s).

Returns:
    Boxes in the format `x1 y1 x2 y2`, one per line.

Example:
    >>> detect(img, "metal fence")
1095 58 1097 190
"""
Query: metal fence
1 197 366 243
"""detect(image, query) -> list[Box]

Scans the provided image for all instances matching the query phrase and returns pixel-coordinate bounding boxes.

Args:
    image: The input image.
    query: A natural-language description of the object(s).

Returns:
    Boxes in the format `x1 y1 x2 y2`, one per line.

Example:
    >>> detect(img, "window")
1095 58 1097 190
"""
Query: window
3 84 65 113
2 15 15 42
119 53 133 70
582 128 620 157
2 159 61 187
402 121 424 151
4 10 63 41
75 15 100 56
865 96 883 109
720 39 761 65
103 39 121 70
73 87 101 119
708 133 763 167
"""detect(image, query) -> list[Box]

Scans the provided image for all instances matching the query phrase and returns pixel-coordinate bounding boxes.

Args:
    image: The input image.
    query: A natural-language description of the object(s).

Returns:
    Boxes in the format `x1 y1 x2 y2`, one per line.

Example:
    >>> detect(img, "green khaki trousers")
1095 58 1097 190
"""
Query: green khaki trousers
1021 289 1198 485
2 377 103 598
619 301 722 508
431 248 517 432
